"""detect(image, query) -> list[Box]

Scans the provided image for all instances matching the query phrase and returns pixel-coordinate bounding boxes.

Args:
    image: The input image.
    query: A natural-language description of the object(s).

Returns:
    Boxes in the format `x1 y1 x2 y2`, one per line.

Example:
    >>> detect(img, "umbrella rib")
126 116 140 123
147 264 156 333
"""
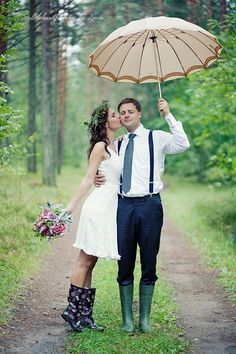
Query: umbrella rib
91 33 138 74
116 31 146 81
152 30 164 81
162 29 206 67
152 30 163 81
99 34 136 72
90 38 121 65
156 30 186 75
178 30 220 57
137 30 150 81
198 31 222 55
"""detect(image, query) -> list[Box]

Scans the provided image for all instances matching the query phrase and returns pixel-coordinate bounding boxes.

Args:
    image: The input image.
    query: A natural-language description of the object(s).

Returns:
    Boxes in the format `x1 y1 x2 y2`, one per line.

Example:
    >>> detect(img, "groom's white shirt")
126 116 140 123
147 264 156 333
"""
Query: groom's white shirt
115 113 190 197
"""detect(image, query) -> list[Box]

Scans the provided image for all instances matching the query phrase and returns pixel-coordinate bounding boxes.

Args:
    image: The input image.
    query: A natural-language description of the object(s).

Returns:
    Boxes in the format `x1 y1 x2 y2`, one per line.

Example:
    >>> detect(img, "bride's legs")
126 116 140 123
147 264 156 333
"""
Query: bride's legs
68 250 103 331
62 251 98 332
71 250 98 287
84 265 97 288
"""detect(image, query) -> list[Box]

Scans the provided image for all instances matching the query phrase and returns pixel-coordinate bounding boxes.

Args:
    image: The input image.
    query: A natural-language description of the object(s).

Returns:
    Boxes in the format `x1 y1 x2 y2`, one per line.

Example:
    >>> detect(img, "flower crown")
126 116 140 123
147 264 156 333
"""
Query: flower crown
84 99 110 132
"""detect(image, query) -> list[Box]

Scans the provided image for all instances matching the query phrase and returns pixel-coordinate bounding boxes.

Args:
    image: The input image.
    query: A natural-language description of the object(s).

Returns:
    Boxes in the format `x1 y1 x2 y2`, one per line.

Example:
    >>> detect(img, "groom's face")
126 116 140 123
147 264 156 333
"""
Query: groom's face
119 103 141 133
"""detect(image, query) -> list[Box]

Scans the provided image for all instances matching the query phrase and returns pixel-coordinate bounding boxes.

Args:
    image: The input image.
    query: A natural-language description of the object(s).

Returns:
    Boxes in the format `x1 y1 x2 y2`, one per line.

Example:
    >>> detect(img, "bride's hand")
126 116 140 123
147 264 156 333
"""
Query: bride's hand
66 207 73 215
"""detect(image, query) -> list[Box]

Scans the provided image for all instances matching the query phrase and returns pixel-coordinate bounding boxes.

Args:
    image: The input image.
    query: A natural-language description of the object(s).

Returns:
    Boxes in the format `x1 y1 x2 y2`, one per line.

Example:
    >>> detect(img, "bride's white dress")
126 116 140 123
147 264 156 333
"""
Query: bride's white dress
73 148 122 260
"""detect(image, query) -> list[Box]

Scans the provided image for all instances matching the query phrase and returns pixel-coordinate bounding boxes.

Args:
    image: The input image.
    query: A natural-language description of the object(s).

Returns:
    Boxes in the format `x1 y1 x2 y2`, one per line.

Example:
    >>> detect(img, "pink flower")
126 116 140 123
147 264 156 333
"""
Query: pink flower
42 210 49 217
33 202 72 240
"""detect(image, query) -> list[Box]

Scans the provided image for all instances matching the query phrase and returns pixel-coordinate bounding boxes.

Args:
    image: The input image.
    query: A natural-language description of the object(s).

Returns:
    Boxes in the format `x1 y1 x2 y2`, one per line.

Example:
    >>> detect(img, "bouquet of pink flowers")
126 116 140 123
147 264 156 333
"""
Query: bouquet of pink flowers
33 202 72 240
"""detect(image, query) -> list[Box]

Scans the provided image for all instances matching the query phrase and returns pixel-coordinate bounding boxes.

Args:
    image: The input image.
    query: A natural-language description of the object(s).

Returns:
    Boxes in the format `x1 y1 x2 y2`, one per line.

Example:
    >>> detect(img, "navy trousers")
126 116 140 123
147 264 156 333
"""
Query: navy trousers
117 194 163 286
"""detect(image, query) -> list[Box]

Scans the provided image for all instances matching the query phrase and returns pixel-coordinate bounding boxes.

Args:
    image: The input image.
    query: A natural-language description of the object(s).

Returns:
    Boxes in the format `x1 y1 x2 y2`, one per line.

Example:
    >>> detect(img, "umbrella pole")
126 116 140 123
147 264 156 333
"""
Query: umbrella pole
151 31 162 99
158 81 162 99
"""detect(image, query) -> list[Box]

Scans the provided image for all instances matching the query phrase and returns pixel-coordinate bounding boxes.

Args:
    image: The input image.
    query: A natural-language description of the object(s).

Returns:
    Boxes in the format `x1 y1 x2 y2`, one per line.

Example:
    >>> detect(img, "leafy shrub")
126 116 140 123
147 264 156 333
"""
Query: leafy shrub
197 193 236 239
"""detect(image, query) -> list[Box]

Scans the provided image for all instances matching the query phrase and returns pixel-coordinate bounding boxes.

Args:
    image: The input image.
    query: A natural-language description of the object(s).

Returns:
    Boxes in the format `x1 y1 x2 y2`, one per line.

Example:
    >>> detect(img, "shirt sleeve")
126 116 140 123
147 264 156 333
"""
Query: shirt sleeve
155 113 190 155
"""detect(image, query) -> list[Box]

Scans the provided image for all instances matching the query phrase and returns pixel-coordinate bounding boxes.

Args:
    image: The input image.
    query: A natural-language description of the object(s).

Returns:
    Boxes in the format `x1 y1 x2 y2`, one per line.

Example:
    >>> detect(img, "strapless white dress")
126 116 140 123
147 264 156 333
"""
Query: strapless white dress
73 148 122 260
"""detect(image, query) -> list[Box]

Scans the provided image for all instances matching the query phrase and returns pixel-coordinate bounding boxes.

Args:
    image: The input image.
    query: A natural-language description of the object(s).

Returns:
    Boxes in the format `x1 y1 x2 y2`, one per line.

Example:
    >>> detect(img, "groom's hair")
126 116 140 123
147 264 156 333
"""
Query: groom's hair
117 98 142 113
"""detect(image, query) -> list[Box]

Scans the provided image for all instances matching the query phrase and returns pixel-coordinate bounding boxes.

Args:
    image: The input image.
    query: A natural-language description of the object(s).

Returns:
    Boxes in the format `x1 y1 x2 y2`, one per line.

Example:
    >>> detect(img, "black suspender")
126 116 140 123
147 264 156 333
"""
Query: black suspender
117 139 123 194
117 139 123 154
118 131 154 195
148 130 154 194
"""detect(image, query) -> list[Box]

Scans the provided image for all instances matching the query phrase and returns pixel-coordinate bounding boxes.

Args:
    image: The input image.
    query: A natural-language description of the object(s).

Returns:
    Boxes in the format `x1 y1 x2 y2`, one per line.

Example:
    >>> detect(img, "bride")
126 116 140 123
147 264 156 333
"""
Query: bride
62 100 122 332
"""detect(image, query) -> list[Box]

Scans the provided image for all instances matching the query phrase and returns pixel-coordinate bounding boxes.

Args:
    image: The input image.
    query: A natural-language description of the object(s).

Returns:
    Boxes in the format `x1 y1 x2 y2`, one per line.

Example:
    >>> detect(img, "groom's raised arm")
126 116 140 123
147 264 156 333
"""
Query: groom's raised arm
157 98 190 154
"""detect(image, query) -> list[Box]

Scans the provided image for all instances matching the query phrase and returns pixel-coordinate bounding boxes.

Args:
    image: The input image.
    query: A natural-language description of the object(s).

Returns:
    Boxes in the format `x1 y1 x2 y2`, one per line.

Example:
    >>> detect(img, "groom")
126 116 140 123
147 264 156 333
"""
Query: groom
96 97 190 333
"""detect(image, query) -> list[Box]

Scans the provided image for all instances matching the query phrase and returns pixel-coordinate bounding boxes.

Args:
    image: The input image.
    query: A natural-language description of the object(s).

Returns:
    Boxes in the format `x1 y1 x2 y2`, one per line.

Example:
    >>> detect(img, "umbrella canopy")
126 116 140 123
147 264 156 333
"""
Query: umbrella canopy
89 16 222 94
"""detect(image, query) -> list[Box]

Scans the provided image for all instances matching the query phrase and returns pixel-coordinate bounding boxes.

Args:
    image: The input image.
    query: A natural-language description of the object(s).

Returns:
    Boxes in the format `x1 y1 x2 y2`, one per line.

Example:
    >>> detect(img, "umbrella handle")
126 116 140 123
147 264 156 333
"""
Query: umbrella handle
157 81 164 115
158 81 162 99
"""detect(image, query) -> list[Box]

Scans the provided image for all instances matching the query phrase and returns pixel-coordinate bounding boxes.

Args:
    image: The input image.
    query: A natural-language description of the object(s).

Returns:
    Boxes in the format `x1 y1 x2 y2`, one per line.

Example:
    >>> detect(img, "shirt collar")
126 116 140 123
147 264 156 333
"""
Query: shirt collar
124 124 146 140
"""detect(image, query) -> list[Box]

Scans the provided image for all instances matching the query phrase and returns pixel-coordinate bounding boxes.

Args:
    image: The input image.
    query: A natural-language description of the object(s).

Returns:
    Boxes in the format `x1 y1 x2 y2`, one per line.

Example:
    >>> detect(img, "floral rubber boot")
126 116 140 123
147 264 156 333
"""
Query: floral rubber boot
61 284 84 332
80 288 104 331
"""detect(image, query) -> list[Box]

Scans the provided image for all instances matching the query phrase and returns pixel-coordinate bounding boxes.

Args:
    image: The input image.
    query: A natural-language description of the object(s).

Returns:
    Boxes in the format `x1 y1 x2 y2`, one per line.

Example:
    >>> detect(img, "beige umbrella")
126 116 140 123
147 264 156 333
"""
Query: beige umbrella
88 16 222 97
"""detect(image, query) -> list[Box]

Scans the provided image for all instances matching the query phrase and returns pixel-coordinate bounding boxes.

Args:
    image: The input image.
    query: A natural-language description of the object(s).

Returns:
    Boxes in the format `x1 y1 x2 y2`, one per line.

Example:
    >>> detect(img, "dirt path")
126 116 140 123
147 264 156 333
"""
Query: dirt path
0 221 79 354
160 218 236 354
0 217 236 354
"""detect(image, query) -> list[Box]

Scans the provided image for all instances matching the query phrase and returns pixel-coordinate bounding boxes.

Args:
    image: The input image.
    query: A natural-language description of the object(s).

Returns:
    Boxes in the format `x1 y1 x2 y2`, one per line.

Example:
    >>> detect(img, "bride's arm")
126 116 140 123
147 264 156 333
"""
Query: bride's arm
66 142 106 214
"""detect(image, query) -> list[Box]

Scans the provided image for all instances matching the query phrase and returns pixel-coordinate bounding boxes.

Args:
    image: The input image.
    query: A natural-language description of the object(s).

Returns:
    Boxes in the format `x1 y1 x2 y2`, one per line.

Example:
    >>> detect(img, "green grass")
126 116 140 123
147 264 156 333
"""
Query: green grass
66 257 188 354
0 167 188 352
162 176 236 302
0 166 83 324
1 167 235 352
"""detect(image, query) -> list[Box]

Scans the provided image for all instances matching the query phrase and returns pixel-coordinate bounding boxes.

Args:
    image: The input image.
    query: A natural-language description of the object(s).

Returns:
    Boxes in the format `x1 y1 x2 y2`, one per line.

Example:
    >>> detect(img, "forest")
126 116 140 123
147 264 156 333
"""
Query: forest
0 1 235 353
0 0 235 186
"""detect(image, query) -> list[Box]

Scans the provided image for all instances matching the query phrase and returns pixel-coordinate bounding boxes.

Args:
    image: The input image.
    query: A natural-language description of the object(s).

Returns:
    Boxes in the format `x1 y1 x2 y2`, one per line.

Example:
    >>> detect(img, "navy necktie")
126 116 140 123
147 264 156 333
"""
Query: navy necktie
122 133 136 193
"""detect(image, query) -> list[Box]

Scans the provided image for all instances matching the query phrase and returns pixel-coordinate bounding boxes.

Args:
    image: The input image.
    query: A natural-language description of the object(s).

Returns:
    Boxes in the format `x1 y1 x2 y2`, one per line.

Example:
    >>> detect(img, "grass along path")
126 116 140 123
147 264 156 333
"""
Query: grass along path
162 176 236 302
160 218 236 354
0 167 82 325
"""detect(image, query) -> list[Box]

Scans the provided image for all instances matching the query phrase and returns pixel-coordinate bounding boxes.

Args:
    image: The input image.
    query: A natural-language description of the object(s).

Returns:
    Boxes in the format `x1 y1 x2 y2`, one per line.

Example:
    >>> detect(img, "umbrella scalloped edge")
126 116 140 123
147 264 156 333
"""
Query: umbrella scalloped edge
88 49 222 84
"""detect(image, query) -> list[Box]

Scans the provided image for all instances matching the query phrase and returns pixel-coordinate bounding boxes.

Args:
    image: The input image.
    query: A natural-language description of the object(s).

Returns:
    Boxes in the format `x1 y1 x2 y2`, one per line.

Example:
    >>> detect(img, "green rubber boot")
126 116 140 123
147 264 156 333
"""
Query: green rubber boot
119 284 135 333
139 284 155 333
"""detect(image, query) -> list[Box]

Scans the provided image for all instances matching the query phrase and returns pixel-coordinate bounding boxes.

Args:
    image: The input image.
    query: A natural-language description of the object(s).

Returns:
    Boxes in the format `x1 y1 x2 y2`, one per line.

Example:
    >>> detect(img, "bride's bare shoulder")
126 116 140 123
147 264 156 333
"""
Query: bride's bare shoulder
90 142 106 157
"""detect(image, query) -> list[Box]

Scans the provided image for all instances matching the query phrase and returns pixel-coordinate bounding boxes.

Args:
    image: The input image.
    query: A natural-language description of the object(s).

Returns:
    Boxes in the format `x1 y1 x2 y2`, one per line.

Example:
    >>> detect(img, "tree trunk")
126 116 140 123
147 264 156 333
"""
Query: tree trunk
57 35 67 174
0 0 7 54
0 0 8 91
27 0 37 173
187 0 200 24
41 0 56 186
124 0 129 23
207 0 212 20
142 0 148 16
0 0 9 149
156 0 163 16
52 0 60 174
220 0 227 24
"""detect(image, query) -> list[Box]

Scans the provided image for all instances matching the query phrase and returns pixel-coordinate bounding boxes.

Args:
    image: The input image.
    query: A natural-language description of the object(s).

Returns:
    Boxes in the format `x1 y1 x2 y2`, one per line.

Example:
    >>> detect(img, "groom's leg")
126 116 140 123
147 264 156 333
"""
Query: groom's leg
137 194 163 332
117 197 137 285
137 194 163 285
117 197 136 332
